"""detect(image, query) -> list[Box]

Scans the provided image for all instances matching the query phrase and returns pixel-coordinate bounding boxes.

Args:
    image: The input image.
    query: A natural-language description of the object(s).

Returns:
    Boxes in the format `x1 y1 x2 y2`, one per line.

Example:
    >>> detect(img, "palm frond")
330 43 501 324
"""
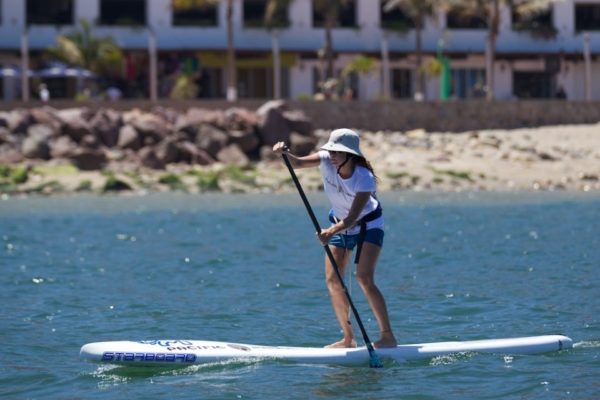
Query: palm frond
341 55 376 79
54 36 84 66
512 0 555 16
264 0 291 29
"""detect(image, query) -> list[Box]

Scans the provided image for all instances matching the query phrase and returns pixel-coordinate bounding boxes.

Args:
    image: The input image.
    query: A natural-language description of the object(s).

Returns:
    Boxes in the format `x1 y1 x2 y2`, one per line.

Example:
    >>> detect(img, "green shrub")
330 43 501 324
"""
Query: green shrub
196 174 221 192
0 165 29 185
158 173 186 191
221 165 256 186
76 180 93 192
0 165 10 178
432 168 474 182
386 171 409 179
103 173 132 192
10 166 29 184
29 181 65 194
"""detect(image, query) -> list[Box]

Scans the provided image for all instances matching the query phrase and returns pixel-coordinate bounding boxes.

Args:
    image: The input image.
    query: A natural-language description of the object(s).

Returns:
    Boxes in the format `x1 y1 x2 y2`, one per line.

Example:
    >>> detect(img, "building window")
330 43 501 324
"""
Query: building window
391 68 413 99
450 68 486 98
173 3 217 27
512 7 555 38
313 0 357 28
513 71 555 99
446 8 487 29
575 3 600 31
100 0 146 26
380 3 414 31
244 0 289 28
27 0 74 26
238 67 289 99
199 68 224 98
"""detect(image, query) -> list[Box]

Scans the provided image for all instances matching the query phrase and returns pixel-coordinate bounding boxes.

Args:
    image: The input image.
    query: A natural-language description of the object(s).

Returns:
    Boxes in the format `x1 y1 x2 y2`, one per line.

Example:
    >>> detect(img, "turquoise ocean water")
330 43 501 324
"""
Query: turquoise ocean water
1 191 598 399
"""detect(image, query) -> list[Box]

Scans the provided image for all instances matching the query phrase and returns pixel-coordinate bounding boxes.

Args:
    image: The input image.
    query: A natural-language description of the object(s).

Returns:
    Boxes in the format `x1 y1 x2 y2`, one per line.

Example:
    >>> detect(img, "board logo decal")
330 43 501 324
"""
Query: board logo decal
102 352 196 363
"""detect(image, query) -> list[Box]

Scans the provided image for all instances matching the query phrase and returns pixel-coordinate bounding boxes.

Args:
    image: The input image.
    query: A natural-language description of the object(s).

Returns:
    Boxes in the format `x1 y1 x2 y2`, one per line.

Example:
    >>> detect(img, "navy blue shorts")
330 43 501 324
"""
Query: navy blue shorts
328 228 384 250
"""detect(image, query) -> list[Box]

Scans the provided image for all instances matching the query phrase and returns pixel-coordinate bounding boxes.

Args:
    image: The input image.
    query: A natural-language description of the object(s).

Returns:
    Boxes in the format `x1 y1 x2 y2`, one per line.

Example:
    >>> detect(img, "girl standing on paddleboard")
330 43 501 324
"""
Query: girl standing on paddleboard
273 128 397 349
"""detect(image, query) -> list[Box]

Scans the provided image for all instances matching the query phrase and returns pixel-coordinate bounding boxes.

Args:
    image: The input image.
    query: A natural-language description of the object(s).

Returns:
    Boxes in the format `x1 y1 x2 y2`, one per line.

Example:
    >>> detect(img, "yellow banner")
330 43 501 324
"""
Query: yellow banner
198 52 297 68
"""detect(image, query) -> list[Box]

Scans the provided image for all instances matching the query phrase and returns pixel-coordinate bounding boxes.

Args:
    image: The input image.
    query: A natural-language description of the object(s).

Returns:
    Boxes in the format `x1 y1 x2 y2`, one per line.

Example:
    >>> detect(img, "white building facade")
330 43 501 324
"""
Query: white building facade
0 0 599 100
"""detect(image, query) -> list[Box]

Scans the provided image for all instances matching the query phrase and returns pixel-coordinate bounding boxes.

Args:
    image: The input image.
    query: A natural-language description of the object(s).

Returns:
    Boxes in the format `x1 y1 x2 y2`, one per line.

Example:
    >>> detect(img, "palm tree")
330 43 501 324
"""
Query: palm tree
383 0 439 101
225 0 236 100
447 0 556 100
172 0 235 100
313 0 353 82
264 0 293 99
21 29 30 102
340 55 377 98
47 19 123 77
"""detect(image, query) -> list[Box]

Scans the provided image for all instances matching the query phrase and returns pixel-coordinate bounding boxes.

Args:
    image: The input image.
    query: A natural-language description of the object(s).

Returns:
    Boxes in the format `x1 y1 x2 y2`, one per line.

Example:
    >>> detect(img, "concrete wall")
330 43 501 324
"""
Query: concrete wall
2 99 599 132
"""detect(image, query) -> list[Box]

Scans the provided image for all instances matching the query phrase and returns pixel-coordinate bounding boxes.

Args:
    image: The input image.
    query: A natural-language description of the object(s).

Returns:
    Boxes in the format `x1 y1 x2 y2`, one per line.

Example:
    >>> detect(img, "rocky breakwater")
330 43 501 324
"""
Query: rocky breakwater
0 100 318 195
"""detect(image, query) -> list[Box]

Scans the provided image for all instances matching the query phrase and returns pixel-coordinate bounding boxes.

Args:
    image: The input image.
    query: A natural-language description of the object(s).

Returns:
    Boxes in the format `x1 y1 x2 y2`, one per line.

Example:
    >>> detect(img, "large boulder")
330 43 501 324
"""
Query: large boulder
155 136 180 165
0 127 14 146
229 129 259 153
224 107 259 131
0 110 32 134
27 124 55 140
29 107 63 135
90 109 121 147
117 125 142 151
174 108 224 137
256 100 287 117
284 110 313 136
49 136 78 158
22 135 50 160
81 134 101 149
289 132 318 156
69 148 107 170
56 108 92 142
177 141 214 165
217 144 249 166
126 111 171 144
138 146 165 169
196 125 229 157
0 144 23 163
257 106 290 146
22 124 55 159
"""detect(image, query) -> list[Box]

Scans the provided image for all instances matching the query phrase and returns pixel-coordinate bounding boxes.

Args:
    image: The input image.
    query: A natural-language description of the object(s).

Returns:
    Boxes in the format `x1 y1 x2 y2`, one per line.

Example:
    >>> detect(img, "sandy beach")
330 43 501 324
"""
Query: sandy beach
2 122 599 197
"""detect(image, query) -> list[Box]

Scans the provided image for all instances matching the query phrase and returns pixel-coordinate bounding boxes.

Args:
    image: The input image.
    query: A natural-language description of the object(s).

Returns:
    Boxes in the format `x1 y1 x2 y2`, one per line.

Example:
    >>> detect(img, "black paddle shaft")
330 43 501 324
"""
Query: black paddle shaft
281 152 381 367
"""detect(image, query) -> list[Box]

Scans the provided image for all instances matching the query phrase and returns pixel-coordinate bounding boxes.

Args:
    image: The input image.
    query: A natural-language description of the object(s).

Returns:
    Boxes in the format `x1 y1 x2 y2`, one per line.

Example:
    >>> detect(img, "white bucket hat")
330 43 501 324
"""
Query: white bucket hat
320 128 364 158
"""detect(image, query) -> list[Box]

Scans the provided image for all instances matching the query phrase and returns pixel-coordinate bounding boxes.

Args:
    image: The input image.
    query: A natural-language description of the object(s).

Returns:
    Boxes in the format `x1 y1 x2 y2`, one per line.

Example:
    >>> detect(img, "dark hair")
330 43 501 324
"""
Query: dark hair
353 155 379 183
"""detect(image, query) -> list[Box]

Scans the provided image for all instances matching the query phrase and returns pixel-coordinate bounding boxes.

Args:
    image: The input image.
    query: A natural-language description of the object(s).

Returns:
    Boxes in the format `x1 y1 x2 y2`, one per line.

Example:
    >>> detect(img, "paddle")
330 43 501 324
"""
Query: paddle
281 152 383 368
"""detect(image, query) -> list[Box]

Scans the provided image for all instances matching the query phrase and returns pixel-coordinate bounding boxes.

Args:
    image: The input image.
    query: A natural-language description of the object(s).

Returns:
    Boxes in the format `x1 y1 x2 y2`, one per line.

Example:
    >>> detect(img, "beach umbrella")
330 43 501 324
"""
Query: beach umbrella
0 66 35 78
36 62 95 78
65 66 95 78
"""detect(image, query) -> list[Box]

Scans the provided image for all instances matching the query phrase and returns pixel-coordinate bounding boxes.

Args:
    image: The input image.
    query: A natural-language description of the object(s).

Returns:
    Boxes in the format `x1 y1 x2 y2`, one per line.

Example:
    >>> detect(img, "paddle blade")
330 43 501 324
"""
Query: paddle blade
369 352 383 368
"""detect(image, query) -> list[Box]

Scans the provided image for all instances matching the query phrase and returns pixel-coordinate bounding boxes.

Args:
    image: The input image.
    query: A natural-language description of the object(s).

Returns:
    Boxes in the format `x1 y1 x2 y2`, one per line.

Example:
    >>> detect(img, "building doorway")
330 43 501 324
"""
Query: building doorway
513 71 555 98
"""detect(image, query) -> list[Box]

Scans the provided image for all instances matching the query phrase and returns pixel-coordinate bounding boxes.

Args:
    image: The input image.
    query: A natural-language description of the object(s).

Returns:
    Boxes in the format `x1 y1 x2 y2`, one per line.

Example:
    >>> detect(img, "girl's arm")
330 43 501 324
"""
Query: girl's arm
273 141 321 169
318 192 371 244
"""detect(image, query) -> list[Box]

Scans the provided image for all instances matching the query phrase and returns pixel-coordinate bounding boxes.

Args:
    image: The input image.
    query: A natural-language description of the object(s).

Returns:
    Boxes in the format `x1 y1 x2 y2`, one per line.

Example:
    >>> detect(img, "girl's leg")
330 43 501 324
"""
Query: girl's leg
324 246 355 348
355 242 397 348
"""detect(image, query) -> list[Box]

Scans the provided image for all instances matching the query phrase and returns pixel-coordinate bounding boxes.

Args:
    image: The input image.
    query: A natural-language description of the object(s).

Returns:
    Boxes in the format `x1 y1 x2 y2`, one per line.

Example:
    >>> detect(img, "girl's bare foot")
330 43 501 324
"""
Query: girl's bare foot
325 338 357 348
373 331 397 348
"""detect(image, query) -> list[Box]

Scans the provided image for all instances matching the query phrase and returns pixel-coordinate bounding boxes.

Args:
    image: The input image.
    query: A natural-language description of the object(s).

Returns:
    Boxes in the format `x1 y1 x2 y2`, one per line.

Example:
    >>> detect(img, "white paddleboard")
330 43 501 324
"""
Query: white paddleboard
80 334 572 367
